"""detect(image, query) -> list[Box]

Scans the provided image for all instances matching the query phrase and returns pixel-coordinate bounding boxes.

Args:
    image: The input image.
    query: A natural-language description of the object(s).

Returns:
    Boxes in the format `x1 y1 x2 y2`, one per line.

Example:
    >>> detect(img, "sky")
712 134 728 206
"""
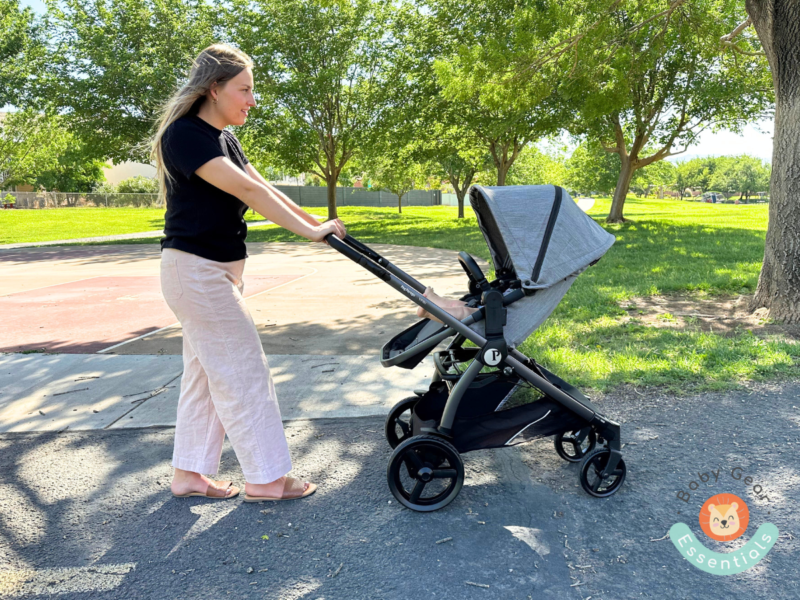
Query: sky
18 0 776 163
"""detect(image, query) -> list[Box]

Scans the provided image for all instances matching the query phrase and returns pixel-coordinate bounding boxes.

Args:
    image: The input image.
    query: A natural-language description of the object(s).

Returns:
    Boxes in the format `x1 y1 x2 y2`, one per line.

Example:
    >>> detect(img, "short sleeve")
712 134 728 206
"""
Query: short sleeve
162 120 225 179
224 130 250 166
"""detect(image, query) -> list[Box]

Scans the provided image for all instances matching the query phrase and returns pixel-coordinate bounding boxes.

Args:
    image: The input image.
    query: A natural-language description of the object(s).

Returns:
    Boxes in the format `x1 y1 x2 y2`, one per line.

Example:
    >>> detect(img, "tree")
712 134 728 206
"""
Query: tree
364 149 426 214
565 141 621 196
708 155 770 200
507 144 568 187
233 0 400 220
381 3 491 219
675 157 715 198
41 0 218 162
35 136 108 192
0 109 69 188
630 159 675 198
1 0 41 109
116 175 158 194
741 1 800 321
429 0 563 186
435 145 491 218
564 1 772 222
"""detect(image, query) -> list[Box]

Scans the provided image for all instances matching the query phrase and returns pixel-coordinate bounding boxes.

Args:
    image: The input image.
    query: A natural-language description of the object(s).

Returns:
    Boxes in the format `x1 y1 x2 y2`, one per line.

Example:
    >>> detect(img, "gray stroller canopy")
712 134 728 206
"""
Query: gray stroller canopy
467 185 615 347
469 185 615 291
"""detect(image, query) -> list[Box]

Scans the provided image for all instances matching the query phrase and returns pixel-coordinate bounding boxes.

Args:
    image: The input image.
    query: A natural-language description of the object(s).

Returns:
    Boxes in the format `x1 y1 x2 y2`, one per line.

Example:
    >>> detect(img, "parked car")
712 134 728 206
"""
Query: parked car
701 191 725 204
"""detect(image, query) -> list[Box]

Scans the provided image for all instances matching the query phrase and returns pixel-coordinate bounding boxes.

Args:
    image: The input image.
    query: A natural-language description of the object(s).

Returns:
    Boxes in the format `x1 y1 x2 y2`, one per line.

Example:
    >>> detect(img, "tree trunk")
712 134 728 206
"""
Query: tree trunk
496 165 508 186
747 0 800 322
456 191 465 219
398 194 402 214
607 157 636 223
326 175 338 220
488 140 521 186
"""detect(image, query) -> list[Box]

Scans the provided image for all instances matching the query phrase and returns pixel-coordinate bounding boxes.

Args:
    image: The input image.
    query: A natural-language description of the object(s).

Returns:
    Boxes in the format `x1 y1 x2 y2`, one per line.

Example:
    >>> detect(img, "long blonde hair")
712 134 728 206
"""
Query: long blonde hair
150 44 253 202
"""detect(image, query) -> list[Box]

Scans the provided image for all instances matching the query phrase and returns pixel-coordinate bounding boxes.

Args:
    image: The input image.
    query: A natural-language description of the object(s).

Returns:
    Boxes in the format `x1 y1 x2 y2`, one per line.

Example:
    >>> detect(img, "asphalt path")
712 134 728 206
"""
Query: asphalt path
1 380 799 599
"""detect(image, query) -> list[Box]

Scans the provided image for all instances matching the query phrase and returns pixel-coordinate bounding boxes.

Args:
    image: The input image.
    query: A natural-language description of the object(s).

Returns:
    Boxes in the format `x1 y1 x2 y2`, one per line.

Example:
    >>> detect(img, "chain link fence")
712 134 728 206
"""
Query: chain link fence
2 191 161 209
2 187 443 209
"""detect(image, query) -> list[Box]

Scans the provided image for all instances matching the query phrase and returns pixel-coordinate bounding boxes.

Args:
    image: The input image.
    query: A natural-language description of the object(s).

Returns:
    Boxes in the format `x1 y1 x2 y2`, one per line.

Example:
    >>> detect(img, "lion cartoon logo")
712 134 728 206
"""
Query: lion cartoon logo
699 493 750 542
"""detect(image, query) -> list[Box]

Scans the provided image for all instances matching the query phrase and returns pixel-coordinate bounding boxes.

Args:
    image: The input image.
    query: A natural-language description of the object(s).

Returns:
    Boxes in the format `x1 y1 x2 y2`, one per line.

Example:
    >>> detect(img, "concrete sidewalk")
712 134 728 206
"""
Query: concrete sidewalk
0 352 432 433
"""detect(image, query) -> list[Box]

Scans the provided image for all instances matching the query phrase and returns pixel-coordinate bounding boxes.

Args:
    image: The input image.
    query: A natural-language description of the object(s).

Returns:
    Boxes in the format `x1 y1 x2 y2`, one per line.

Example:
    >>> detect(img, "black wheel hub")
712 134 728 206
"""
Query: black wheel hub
418 467 433 482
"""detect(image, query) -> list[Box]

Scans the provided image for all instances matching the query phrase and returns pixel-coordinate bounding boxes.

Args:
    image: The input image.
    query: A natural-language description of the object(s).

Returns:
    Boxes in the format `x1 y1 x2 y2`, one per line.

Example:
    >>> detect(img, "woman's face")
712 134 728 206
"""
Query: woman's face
212 67 256 126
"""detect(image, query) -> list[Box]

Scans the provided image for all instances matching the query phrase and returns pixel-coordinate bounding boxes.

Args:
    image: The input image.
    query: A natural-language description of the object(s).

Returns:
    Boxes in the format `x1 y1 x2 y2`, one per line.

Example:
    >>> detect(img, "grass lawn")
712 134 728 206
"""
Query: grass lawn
2 197 797 393
0 207 267 245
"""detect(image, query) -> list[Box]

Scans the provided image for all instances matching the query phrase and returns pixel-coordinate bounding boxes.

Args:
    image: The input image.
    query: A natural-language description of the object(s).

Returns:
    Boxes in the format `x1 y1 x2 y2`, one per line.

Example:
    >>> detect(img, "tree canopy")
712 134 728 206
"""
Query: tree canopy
0 109 69 188
0 0 41 108
41 0 218 162
232 0 400 220
562 0 773 221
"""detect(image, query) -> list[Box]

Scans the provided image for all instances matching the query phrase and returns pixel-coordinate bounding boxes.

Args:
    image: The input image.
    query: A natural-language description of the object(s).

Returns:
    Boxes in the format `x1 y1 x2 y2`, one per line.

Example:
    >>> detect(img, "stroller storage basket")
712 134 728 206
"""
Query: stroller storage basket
412 375 589 453
381 318 452 369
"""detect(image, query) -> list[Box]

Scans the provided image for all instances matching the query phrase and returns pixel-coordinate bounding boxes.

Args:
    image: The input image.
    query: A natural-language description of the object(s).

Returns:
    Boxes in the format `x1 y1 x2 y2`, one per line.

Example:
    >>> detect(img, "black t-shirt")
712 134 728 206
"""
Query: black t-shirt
160 114 251 262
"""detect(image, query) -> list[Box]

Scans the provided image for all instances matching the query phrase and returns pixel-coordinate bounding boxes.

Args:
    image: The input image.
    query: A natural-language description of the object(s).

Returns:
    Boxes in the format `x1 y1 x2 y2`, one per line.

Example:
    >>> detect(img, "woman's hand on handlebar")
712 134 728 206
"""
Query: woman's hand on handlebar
311 218 347 244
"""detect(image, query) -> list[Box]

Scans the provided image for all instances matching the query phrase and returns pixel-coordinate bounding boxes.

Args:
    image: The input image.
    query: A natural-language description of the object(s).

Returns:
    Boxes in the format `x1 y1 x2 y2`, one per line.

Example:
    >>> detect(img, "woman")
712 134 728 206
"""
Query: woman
151 44 346 502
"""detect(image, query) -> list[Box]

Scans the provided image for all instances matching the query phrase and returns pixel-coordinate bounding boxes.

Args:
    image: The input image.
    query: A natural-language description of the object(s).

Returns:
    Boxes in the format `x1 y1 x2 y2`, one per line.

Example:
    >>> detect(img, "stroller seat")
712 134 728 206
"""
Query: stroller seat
381 318 452 369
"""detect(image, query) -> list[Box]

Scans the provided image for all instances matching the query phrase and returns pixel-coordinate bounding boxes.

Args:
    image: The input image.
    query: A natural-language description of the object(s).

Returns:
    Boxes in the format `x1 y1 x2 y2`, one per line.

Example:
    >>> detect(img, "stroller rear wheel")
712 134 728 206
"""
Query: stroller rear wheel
554 428 597 462
579 448 626 498
384 396 418 449
387 435 464 512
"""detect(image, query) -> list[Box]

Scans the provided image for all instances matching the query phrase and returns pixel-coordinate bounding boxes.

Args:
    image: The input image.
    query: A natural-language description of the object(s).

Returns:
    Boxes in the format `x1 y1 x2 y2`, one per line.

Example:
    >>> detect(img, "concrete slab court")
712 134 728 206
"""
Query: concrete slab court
0 242 486 357
0 353 432 433
0 274 303 354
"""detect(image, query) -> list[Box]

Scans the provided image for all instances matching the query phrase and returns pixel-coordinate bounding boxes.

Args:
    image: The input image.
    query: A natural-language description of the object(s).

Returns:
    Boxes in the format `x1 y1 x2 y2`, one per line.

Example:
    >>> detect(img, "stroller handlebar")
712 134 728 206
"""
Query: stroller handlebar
325 233 427 293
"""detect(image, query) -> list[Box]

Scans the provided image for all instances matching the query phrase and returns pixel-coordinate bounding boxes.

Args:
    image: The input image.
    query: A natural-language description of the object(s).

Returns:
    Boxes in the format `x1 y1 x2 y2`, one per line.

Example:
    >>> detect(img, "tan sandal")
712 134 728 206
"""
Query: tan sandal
243 477 317 502
172 479 240 499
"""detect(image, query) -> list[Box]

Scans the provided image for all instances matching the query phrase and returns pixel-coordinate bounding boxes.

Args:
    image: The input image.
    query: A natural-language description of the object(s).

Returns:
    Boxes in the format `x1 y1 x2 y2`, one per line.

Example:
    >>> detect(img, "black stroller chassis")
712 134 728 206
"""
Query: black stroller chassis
326 185 626 512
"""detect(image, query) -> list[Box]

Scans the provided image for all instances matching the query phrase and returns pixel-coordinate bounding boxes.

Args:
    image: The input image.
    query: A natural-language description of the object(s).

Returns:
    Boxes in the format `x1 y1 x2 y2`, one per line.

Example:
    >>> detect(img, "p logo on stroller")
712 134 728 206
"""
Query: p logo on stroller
326 185 626 512
482 348 502 366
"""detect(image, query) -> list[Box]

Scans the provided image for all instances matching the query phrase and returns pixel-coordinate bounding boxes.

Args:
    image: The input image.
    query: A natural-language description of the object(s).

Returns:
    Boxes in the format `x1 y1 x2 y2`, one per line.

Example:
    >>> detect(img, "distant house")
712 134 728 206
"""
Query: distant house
103 161 156 186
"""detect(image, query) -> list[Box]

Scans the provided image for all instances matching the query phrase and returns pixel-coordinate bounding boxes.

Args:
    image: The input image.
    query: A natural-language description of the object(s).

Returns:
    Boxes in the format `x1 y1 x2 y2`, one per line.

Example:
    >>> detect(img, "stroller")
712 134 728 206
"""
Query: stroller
327 184 625 512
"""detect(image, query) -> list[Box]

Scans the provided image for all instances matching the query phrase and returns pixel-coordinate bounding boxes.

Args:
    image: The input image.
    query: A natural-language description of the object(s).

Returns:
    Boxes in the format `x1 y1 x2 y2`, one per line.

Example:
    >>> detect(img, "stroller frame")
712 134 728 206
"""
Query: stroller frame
327 232 624 511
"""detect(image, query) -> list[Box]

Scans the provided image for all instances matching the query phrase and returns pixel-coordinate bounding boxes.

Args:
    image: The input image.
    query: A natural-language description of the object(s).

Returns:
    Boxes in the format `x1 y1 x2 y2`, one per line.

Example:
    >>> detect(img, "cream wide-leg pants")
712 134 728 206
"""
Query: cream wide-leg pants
160 247 292 484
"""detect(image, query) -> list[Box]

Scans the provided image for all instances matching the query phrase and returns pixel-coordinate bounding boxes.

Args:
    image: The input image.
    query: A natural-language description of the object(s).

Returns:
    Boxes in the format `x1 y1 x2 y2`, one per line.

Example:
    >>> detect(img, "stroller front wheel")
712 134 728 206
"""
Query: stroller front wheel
387 435 464 512
578 448 627 498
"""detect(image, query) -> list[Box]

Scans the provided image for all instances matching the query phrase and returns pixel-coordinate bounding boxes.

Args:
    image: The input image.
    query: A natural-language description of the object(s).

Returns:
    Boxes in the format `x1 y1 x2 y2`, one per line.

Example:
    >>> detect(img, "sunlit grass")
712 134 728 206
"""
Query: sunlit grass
0 206 266 244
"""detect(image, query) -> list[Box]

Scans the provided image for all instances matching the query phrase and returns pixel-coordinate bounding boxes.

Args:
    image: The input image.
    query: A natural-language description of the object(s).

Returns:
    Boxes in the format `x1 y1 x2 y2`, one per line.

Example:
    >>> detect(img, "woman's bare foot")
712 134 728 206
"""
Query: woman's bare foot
171 467 236 497
416 286 478 323
245 476 313 499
